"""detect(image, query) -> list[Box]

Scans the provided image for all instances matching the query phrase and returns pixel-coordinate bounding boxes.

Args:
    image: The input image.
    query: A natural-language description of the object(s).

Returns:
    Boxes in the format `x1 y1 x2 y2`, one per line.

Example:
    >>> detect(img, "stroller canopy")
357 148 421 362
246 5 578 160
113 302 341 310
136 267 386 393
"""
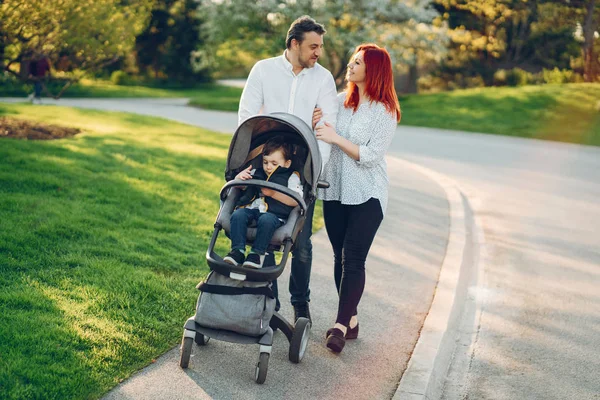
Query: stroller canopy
225 113 322 196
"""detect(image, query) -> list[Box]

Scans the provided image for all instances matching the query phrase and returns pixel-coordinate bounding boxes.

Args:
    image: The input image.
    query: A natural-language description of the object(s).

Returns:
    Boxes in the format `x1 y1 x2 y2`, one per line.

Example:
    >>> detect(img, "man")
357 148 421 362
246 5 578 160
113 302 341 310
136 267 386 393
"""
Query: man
28 54 51 104
237 15 338 322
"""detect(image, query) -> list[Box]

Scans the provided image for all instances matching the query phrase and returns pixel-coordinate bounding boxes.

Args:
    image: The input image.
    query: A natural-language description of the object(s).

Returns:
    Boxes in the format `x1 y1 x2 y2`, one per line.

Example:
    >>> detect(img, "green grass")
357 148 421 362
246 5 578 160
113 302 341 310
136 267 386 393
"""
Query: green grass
0 104 327 399
1 78 243 112
6 78 597 145
399 83 600 146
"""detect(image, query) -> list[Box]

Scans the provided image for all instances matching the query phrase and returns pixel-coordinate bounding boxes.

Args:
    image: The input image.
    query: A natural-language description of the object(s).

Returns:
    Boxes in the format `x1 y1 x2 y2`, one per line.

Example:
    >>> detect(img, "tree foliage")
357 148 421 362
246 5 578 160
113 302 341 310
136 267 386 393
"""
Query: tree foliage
136 0 209 83
0 0 153 96
200 0 440 86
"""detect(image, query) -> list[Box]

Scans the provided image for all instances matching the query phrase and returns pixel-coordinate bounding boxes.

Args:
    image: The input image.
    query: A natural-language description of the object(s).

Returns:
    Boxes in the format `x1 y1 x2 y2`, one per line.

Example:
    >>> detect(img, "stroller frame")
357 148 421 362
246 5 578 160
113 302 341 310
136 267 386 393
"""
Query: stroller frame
179 113 325 384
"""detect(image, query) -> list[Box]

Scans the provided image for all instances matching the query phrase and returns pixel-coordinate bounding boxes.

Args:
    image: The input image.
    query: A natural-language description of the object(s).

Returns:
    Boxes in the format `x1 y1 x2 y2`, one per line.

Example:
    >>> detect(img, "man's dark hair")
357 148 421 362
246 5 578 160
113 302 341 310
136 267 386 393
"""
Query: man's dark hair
263 136 293 161
286 15 326 49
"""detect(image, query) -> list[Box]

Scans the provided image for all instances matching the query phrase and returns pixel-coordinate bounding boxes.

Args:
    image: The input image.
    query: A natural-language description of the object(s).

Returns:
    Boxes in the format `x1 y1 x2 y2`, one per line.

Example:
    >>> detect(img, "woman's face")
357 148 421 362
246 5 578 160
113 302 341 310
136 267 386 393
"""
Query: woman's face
346 50 366 83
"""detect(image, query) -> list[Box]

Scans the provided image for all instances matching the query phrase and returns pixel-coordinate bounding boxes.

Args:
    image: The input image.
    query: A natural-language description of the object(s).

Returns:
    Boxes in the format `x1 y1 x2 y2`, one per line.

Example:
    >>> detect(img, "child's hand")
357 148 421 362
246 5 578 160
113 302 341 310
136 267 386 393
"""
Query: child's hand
235 166 253 180
261 188 275 197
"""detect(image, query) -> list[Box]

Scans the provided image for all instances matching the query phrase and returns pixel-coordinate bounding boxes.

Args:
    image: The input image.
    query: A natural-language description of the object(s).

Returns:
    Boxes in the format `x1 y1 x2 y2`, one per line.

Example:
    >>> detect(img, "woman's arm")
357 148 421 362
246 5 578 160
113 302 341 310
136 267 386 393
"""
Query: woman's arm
316 105 397 167
315 122 359 160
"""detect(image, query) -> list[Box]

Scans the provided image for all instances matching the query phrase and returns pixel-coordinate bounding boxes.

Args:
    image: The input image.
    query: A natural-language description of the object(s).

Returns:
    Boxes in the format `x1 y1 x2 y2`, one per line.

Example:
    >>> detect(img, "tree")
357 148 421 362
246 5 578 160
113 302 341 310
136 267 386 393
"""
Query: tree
379 13 450 93
0 0 153 97
136 0 208 82
435 0 583 86
199 0 439 86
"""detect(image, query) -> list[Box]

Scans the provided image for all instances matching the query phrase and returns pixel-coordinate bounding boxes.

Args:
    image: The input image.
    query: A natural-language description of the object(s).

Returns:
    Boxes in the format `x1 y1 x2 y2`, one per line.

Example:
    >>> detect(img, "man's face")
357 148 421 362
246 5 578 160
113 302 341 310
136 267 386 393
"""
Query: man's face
293 31 323 69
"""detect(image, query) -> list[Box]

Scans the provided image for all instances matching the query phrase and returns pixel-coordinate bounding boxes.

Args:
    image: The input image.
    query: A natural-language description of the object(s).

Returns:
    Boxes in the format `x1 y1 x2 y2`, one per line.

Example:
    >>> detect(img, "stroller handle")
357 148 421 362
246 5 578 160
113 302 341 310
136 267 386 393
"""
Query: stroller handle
220 179 308 212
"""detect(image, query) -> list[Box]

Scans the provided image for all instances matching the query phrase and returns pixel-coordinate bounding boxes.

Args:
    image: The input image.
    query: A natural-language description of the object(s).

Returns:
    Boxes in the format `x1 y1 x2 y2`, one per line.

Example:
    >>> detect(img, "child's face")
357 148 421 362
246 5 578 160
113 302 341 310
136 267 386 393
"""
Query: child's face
263 149 291 174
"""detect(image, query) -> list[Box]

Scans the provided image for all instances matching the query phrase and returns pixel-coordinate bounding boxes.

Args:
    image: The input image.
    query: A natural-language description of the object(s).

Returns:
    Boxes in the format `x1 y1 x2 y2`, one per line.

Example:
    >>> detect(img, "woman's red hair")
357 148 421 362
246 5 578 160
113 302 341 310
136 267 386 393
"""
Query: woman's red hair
344 44 401 122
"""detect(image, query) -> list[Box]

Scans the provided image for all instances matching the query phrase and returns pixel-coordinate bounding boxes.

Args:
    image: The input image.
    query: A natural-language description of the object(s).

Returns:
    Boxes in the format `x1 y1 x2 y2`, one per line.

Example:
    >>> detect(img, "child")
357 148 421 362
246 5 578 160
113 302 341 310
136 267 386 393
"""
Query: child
224 137 303 268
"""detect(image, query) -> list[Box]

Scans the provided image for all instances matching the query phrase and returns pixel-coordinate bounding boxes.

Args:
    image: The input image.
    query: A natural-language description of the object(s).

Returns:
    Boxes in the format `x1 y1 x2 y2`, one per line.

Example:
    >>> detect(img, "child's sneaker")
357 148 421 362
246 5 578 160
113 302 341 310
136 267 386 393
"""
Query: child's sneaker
223 250 245 266
242 253 264 269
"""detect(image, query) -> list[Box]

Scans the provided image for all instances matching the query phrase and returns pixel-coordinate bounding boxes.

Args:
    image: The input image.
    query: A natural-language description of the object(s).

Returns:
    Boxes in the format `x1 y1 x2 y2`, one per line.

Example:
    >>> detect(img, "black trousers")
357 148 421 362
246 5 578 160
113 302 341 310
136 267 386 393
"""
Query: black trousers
323 198 383 327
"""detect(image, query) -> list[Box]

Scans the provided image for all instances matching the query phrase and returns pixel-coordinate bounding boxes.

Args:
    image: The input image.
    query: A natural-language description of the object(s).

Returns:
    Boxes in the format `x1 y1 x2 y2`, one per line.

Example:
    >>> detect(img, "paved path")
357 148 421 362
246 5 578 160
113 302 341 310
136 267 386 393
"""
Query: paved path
389 128 600 399
0 98 454 399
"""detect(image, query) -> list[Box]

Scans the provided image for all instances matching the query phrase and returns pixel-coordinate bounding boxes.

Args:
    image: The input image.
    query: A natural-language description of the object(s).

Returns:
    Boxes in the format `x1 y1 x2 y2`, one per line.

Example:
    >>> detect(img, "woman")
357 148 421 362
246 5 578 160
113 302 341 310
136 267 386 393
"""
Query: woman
314 43 401 353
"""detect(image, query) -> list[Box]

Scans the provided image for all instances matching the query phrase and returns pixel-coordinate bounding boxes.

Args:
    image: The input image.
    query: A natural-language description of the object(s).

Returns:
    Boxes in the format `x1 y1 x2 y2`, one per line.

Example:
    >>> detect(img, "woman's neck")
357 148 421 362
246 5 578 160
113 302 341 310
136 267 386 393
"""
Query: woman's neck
356 83 367 104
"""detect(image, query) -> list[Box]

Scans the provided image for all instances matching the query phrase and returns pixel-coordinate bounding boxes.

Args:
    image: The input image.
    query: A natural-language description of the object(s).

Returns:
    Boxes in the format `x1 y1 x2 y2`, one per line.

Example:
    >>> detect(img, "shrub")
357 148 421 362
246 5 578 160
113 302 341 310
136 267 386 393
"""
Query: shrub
505 68 531 86
110 70 131 86
0 73 31 96
493 69 507 86
542 68 575 84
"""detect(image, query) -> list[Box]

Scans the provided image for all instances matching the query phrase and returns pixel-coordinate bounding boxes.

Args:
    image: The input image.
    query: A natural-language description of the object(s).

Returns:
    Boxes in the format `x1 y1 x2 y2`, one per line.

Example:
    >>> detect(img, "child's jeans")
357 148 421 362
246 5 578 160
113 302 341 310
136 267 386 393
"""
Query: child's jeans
230 208 283 255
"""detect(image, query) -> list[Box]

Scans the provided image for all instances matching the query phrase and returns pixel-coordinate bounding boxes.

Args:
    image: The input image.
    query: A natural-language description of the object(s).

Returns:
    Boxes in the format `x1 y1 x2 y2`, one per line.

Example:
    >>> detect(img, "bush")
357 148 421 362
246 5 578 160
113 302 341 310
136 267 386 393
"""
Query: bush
0 73 31 96
505 68 531 86
110 70 131 86
542 68 575 84
493 69 507 86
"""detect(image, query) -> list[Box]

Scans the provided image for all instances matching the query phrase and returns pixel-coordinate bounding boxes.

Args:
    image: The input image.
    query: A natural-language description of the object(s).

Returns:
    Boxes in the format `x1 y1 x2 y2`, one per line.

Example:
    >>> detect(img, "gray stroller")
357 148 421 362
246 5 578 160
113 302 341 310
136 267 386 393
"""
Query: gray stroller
179 112 328 384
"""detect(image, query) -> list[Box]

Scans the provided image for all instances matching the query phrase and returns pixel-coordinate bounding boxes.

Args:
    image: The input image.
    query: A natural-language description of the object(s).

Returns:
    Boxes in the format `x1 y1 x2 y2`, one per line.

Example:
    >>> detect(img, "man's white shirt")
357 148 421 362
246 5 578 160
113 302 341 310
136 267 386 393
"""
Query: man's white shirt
238 51 338 169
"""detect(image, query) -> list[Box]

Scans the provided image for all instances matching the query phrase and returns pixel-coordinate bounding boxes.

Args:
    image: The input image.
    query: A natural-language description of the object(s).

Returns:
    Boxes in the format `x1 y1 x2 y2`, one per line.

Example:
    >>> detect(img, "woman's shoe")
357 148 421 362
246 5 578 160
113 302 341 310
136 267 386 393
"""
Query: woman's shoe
326 328 346 353
346 323 359 340
326 323 359 339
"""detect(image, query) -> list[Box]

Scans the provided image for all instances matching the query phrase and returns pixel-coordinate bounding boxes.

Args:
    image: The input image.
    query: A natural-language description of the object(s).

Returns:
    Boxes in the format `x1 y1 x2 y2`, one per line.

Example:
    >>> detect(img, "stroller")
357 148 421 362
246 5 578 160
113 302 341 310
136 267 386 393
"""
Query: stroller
179 112 328 384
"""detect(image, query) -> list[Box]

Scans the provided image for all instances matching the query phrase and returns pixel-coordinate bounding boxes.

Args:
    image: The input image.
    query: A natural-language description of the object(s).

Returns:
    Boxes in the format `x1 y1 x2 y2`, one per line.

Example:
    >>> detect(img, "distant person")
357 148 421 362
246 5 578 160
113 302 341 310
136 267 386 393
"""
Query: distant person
237 15 338 322
312 43 401 353
224 137 303 269
28 55 51 104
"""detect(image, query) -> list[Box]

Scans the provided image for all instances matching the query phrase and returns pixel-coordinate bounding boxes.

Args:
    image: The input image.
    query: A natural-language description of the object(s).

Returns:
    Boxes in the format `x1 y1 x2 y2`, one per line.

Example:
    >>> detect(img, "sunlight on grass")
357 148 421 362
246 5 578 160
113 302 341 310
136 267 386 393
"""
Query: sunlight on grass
400 83 600 146
0 103 233 399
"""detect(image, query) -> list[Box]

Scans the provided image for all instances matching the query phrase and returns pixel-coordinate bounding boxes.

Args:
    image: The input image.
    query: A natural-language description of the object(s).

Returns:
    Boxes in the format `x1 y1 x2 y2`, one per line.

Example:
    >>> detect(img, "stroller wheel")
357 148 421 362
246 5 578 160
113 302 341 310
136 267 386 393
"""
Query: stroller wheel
255 352 269 384
179 337 193 369
195 333 209 346
289 317 311 363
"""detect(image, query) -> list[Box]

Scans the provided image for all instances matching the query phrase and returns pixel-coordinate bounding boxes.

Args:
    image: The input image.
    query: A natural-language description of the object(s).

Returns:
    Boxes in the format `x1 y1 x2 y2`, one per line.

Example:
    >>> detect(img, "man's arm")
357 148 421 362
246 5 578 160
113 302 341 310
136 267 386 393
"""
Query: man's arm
238 62 264 125
315 73 338 170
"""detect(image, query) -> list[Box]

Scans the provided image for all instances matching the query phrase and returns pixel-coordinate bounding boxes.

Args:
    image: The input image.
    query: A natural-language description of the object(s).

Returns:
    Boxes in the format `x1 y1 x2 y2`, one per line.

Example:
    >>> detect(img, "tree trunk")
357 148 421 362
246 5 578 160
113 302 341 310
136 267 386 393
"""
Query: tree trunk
582 0 597 82
405 63 418 94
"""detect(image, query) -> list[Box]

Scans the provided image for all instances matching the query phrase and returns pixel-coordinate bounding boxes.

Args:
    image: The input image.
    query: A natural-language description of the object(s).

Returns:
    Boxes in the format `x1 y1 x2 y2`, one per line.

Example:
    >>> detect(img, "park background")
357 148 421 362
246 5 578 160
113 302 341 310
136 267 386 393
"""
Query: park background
1 1 599 399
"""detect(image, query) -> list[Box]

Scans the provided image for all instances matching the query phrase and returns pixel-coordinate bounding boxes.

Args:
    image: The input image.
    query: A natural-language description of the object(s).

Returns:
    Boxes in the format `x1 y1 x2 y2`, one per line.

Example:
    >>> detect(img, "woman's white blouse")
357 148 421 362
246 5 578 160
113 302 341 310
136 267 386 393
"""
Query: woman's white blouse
318 93 397 216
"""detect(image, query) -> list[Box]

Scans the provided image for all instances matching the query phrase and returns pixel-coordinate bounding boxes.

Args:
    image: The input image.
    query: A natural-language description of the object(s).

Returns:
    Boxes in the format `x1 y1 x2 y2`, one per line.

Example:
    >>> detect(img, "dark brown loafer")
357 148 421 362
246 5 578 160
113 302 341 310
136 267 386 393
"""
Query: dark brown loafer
346 323 359 340
326 328 346 353
326 323 359 340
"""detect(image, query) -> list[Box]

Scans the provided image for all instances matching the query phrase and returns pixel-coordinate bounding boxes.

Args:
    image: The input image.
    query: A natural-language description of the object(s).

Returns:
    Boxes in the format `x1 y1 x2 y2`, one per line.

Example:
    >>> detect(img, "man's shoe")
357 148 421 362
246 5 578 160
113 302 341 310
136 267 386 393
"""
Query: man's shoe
242 253 264 269
293 302 311 323
223 250 245 266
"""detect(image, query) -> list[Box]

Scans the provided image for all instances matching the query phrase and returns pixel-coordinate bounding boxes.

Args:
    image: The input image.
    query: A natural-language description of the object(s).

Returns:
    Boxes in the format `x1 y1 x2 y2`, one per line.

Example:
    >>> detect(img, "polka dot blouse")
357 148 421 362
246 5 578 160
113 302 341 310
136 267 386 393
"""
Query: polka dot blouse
318 92 398 216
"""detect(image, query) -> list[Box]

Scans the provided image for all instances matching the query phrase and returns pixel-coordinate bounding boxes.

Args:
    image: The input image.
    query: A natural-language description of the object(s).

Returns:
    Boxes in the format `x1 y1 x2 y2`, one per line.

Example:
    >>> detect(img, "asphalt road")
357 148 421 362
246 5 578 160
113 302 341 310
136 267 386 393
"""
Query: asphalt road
389 128 600 400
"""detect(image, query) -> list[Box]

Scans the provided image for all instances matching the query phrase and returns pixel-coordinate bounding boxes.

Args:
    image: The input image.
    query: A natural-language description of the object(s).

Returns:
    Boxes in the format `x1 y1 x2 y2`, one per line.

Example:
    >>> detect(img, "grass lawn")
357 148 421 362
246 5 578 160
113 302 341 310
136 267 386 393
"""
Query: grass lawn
399 83 600 147
1 79 243 112
0 103 323 399
5 79 598 145
74 81 600 146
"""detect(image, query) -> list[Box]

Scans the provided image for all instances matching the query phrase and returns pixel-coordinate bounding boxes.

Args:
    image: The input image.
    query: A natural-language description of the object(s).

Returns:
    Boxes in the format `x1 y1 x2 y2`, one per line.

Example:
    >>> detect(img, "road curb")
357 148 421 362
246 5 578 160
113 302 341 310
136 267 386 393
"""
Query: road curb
389 158 484 400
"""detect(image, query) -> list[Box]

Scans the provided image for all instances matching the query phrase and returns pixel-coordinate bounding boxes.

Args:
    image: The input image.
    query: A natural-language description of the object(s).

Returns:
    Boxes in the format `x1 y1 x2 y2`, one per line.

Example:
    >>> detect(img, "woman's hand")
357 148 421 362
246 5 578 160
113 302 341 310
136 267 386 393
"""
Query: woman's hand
312 107 323 130
235 165 253 180
315 122 338 144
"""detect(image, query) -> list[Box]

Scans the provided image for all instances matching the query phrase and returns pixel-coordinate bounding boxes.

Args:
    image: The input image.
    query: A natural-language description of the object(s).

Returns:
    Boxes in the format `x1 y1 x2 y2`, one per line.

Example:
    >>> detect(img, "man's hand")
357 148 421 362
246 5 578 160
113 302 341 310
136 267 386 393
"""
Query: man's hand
312 107 323 130
261 188 275 197
235 166 253 180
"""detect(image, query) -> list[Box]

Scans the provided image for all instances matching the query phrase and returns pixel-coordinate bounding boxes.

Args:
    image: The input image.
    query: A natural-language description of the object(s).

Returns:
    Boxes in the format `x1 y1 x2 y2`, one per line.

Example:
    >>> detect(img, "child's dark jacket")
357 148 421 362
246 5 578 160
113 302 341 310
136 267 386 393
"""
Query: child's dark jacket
236 166 298 219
